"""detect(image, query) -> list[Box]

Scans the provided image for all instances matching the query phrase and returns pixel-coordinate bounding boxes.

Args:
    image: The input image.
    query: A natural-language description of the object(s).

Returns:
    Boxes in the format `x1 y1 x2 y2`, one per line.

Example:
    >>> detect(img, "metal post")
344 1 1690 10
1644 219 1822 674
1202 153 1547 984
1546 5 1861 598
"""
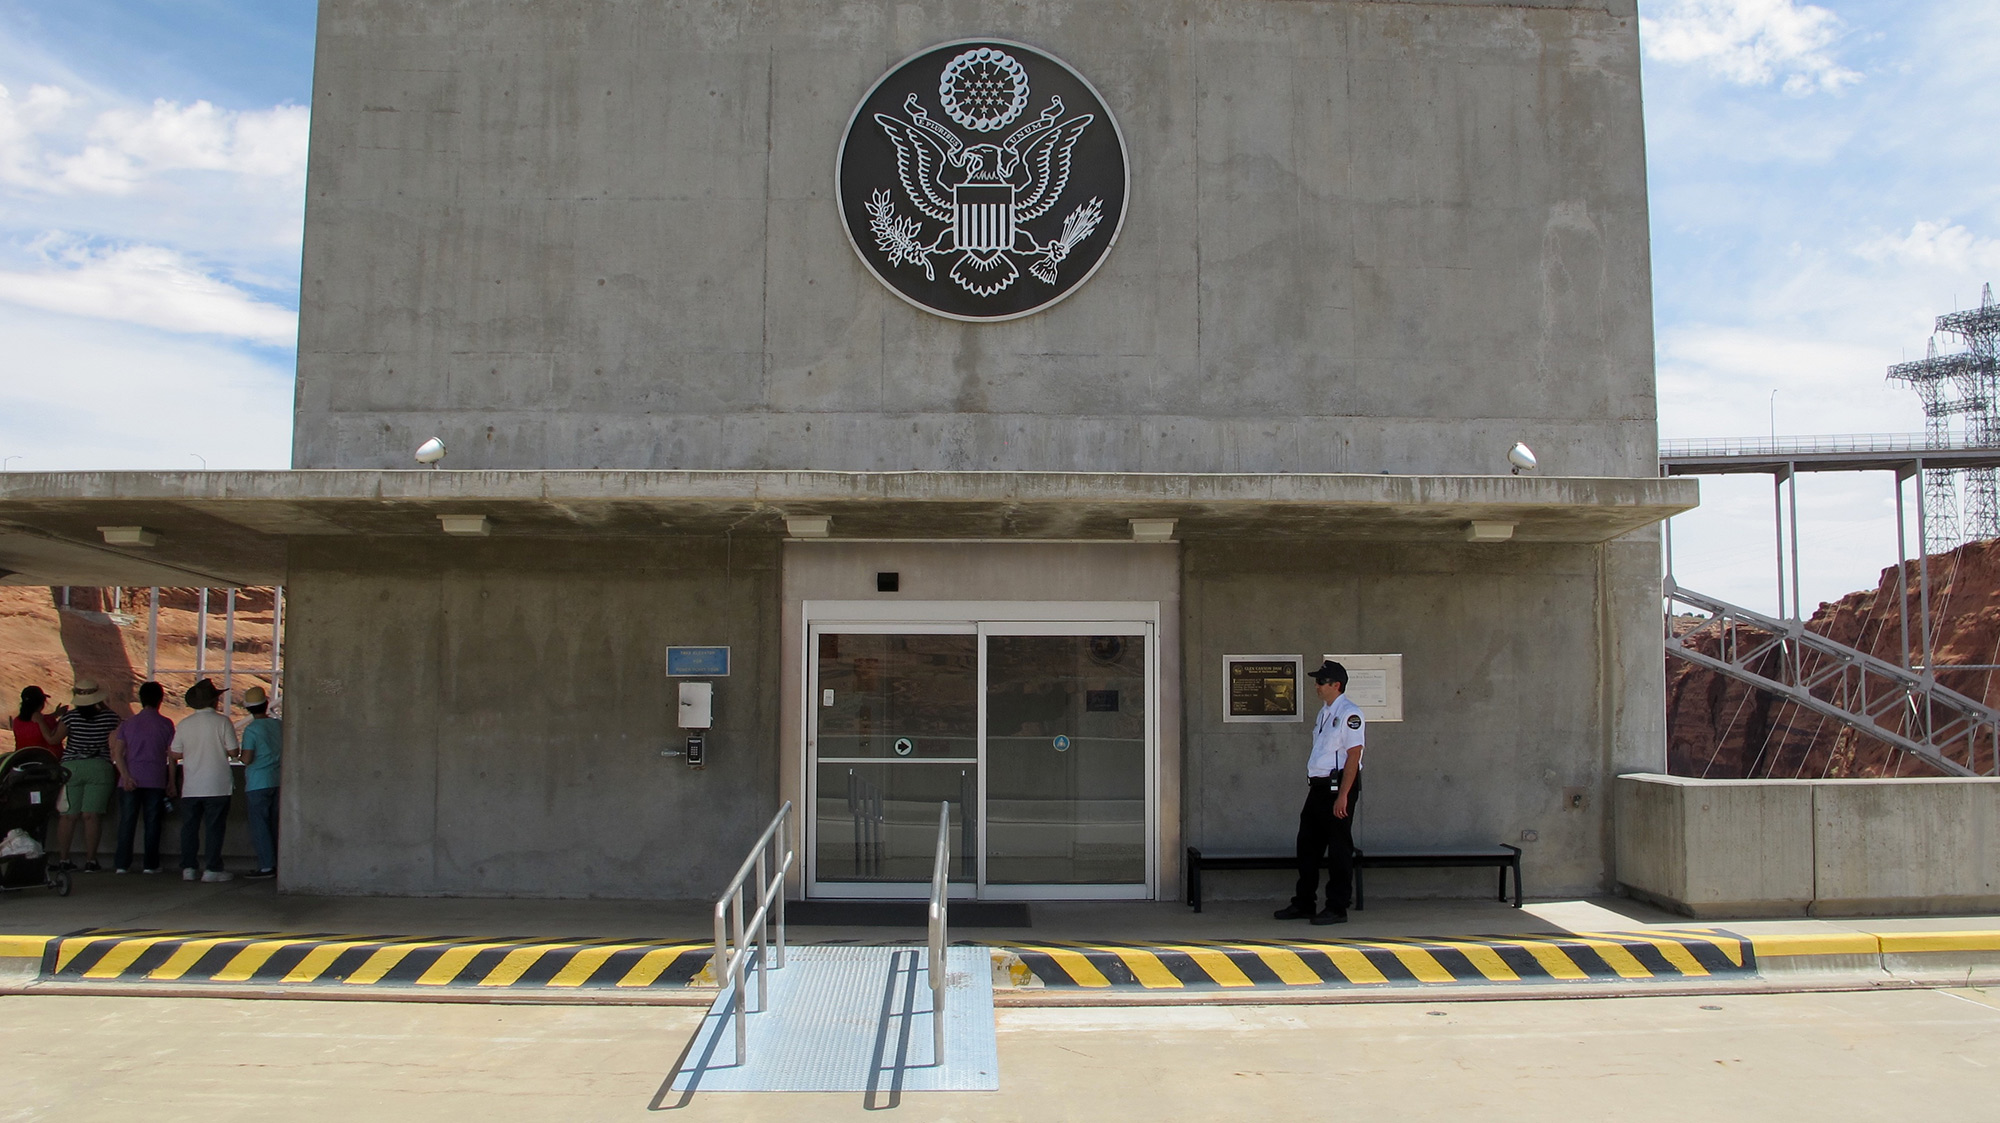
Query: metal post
1787 464 1802 623
147 587 160 680
731 888 747 1059
1915 457 1938 747
754 847 769 1012
774 812 787 969
1773 472 1788 619
196 588 208 676
223 587 237 704
1895 469 1913 669
271 585 285 709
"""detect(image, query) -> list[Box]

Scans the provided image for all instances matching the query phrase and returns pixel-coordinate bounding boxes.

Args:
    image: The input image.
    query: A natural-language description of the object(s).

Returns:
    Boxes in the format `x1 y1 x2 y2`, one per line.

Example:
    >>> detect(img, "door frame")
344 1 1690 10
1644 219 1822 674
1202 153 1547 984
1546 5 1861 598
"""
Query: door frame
800 600 1162 900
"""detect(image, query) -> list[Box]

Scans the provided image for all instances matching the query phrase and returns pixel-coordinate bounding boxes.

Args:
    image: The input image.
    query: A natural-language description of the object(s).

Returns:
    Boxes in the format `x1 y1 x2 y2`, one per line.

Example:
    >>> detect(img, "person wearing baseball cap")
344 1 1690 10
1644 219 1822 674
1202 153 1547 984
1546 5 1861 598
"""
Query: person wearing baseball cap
1273 659 1366 925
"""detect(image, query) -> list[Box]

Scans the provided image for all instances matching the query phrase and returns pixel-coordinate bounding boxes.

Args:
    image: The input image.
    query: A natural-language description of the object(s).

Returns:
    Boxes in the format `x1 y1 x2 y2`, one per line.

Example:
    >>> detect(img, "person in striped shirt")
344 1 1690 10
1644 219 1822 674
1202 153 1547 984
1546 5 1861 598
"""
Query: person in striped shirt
56 678 121 872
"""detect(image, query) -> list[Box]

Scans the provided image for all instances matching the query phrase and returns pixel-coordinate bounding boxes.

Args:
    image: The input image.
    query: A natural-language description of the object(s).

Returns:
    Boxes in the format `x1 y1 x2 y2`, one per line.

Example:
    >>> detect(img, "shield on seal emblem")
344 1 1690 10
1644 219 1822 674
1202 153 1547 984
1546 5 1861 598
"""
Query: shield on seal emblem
837 40 1129 322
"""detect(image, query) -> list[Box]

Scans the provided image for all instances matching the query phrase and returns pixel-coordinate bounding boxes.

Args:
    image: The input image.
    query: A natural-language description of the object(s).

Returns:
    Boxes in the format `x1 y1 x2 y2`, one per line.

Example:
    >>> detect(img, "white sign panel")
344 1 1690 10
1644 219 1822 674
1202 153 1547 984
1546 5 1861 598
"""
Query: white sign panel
1323 653 1403 722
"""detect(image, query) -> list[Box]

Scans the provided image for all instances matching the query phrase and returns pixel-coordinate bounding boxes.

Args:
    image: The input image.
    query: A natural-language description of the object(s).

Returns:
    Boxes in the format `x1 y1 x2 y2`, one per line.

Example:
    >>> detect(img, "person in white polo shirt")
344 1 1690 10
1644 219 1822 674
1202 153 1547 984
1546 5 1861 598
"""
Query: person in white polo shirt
170 678 238 883
1274 660 1365 925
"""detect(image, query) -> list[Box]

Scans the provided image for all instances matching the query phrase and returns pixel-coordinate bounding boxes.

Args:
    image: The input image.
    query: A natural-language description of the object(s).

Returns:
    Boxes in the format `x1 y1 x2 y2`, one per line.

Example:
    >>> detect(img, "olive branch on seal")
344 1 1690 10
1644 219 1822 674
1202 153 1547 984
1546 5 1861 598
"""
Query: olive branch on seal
868 189 935 281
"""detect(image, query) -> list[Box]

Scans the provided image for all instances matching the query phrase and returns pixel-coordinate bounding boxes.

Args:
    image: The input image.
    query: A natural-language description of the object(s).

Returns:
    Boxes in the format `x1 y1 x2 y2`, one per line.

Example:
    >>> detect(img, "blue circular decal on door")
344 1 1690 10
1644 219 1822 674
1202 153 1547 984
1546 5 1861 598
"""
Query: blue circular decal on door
1052 735 1071 752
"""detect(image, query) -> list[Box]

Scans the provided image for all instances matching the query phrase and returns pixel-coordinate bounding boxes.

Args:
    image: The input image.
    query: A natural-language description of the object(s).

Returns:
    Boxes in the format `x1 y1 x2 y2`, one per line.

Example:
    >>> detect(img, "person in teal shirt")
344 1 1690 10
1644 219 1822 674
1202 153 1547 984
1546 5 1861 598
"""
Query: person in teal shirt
237 685 282 879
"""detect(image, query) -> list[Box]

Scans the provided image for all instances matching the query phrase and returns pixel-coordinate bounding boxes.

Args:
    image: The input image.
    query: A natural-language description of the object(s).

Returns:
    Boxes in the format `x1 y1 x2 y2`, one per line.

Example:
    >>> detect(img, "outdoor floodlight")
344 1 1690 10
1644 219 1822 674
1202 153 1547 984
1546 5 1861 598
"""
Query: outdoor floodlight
415 437 447 466
1508 442 1537 475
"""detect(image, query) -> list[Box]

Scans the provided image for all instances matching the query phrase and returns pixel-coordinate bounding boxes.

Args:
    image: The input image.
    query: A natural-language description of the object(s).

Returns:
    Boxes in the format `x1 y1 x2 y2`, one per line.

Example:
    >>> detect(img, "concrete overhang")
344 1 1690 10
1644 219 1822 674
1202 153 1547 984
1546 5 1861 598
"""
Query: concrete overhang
0 469 1697 586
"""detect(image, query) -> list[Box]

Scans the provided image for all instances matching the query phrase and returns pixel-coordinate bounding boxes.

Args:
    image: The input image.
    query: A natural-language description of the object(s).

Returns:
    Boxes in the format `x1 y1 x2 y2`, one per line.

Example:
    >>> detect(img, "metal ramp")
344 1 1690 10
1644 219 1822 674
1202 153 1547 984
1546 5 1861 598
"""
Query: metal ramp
1665 579 1999 776
669 945 998 1093
672 800 998 1095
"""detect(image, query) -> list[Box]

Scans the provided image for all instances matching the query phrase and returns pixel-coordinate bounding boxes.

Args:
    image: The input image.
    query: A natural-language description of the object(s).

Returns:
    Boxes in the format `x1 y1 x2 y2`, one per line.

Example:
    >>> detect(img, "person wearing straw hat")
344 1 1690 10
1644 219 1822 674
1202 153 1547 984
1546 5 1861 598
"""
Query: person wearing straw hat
55 678 122 872
169 678 238 882
237 685 282 879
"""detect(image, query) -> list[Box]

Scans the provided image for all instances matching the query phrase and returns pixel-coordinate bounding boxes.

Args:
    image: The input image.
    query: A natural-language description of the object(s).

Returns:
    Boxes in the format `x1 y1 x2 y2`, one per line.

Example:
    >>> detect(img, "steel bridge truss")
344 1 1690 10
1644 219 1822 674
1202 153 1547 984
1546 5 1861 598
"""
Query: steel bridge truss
1665 580 1996 778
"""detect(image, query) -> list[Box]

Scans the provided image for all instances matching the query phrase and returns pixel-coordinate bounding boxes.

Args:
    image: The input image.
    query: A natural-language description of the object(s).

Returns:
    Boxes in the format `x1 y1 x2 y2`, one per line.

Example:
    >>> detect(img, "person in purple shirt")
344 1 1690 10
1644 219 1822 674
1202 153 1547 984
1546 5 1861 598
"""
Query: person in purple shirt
109 681 176 874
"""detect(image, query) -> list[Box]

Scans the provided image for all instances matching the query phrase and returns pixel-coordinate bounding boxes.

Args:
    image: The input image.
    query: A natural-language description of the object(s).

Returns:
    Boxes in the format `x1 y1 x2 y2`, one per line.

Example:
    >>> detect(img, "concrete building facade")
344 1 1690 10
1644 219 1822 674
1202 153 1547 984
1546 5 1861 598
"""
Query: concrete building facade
0 0 1693 904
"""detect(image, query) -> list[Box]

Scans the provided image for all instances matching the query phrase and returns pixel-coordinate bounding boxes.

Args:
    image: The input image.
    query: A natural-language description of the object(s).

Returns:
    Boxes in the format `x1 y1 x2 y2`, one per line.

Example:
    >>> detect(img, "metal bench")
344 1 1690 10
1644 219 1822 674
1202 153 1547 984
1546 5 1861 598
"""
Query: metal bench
1352 845 1522 910
1185 844 1523 912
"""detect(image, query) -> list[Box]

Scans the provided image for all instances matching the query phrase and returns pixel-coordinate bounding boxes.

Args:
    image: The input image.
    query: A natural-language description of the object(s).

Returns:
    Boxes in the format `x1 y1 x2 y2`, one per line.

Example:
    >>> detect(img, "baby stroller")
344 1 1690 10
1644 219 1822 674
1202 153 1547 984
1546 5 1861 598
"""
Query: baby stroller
0 747 72 896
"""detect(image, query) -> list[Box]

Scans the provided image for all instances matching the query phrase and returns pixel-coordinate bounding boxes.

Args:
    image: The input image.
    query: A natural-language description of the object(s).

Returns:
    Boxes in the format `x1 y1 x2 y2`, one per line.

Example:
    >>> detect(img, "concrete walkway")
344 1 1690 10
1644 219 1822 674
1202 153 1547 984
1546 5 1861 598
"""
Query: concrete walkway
6 987 1998 1120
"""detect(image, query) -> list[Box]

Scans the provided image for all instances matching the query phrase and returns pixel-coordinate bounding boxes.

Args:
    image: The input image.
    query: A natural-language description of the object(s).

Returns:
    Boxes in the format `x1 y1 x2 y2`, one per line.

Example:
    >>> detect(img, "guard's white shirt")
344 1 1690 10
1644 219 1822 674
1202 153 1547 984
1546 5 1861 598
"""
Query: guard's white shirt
1307 695 1366 777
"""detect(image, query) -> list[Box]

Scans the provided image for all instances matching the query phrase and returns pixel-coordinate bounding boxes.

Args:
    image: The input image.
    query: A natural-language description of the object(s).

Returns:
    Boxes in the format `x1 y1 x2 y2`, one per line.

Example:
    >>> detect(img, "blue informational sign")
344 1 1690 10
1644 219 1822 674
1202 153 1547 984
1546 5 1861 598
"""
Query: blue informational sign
1052 735 1071 752
666 646 730 677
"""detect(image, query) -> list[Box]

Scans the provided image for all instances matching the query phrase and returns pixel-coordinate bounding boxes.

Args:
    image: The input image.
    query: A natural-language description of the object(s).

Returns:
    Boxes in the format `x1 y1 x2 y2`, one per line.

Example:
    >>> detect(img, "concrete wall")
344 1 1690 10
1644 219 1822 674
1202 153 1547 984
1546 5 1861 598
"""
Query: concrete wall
295 0 1656 476
281 537 780 897
1615 774 2000 917
1184 533 1657 900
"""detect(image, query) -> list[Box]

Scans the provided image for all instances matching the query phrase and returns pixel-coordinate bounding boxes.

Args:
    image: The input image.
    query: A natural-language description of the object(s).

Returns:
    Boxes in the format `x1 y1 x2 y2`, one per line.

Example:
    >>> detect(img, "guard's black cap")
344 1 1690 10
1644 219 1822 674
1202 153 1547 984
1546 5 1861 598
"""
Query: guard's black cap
1309 660 1348 686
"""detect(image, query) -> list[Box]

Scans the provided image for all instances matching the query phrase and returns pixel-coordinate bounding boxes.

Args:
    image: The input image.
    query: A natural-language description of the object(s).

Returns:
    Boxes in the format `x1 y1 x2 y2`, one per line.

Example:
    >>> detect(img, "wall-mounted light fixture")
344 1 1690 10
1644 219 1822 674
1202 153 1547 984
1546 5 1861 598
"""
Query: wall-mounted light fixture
98 526 160 547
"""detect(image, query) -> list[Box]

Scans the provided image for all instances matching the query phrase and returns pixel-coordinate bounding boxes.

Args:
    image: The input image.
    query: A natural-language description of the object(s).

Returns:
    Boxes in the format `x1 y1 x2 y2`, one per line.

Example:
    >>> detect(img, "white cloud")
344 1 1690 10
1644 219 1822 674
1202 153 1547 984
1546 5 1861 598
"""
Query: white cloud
0 82 306 194
0 237 295 344
1642 0 1863 95
1855 221 2000 276
0 303 292 471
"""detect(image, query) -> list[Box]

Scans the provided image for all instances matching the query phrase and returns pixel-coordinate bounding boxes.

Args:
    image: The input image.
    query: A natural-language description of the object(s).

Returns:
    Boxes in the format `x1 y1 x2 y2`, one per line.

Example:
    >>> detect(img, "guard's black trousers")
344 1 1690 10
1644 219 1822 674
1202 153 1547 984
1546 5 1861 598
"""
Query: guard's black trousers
1291 773 1363 912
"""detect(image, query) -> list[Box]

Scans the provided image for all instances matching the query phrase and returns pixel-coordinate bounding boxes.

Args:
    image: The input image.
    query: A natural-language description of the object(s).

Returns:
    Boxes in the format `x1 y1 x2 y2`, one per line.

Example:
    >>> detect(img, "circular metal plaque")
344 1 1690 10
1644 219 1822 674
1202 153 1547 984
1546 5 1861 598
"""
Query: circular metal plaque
837 40 1129 322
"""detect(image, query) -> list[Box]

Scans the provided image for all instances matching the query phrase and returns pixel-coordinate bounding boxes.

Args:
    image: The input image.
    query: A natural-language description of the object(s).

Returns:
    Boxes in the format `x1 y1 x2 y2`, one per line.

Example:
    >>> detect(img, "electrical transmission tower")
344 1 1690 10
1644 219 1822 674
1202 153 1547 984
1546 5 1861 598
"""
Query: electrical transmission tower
1888 283 2000 553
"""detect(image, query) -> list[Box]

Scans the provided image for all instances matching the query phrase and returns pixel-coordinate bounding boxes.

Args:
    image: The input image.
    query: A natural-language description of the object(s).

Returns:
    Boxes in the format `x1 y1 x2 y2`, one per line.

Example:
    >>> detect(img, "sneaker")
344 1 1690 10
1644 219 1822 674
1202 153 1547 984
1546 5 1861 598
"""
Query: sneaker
114 868 129 875
1310 907 1349 926
81 861 102 873
53 859 73 872
244 868 276 880
200 870 235 883
141 868 161 874
182 868 199 881
1272 904 1314 920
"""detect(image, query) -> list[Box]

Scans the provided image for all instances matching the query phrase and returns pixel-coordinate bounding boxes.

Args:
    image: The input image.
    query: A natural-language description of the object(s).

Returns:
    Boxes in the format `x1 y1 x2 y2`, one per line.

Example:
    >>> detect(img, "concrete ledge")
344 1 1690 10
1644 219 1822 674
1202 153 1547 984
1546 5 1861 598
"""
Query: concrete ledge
1616 774 2000 917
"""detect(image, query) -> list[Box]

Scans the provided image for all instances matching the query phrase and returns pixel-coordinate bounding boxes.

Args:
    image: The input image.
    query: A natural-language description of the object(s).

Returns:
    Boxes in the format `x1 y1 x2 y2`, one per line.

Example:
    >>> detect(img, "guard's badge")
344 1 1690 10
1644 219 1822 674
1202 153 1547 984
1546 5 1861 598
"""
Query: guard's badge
1346 714 1363 730
837 40 1128 321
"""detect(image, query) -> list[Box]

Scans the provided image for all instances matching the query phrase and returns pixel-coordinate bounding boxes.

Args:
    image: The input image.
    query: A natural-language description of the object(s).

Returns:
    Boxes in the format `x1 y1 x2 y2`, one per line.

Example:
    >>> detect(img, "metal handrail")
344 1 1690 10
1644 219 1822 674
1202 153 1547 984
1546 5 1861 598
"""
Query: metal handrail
712 801 794 1062
927 801 949 1063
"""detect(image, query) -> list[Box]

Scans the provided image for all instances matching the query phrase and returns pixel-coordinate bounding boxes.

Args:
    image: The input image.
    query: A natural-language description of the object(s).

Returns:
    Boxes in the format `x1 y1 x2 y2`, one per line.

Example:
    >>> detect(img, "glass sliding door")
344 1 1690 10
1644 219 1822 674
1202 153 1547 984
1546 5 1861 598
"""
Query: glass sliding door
805 612 1154 899
981 628 1150 896
809 629 977 895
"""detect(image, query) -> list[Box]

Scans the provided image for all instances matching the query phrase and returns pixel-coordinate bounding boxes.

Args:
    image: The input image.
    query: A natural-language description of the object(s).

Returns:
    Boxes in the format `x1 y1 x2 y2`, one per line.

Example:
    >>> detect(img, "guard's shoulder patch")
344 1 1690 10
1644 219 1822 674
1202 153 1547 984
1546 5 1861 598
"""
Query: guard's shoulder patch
1346 713 1363 729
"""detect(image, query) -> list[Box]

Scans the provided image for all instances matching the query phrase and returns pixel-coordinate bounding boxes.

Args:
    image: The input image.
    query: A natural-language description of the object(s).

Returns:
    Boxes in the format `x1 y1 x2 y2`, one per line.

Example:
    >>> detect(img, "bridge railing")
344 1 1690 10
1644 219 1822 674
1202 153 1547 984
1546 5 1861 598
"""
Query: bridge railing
1665 581 1997 777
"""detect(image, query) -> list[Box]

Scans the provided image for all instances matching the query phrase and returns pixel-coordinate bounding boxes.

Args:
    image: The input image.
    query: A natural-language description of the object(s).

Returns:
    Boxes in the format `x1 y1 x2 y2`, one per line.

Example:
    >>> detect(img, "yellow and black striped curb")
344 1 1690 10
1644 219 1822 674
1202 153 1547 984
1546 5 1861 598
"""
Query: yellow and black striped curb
29 929 712 990
6 927 1998 994
998 930 1762 989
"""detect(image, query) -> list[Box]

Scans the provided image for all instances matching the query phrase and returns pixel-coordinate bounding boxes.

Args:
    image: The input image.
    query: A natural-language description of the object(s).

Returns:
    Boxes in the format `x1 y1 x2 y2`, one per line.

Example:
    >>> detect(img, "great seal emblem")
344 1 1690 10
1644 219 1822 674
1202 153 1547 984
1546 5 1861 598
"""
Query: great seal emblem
837 40 1128 321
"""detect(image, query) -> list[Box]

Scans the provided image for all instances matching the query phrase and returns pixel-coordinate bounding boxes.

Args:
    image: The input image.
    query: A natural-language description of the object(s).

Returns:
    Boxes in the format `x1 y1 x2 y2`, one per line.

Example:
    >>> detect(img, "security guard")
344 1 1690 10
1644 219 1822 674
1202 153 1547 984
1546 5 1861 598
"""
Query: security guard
1275 660 1364 924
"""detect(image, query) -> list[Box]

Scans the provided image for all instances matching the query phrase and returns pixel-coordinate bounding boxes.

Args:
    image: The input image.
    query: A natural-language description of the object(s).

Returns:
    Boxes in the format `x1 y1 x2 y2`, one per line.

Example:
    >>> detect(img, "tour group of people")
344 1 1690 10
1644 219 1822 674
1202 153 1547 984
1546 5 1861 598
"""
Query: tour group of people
8 677 282 881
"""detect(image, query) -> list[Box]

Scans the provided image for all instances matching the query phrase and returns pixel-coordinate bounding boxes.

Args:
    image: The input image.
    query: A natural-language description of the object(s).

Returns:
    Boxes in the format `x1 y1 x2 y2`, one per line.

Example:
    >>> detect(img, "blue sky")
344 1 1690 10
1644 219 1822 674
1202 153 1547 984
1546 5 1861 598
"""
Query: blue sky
0 1 1994 612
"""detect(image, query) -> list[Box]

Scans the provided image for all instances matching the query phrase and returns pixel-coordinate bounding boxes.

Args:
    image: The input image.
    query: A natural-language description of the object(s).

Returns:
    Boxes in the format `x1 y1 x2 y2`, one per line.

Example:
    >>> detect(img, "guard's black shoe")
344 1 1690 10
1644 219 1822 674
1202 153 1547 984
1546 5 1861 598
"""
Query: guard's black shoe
1310 908 1349 925
1272 904 1313 920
